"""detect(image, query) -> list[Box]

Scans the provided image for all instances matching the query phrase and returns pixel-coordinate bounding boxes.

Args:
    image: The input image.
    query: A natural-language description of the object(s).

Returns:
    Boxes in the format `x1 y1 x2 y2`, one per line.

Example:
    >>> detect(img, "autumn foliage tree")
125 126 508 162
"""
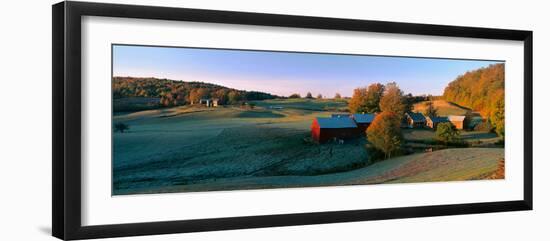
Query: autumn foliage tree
348 83 385 113
348 87 368 113
187 88 209 104
366 111 403 159
443 64 504 135
112 77 277 108
365 83 385 112
227 90 242 104
491 90 505 136
334 93 342 99
379 82 406 117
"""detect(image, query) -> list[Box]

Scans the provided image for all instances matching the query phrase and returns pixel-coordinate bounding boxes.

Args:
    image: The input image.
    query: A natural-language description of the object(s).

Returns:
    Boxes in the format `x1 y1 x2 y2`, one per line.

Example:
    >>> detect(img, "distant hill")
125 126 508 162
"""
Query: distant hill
413 100 471 116
113 77 278 109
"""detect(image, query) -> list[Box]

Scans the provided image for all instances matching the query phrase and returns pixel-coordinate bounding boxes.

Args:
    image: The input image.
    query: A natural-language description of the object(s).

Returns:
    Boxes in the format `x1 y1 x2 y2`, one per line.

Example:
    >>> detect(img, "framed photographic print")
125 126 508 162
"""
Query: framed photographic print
52 1 533 240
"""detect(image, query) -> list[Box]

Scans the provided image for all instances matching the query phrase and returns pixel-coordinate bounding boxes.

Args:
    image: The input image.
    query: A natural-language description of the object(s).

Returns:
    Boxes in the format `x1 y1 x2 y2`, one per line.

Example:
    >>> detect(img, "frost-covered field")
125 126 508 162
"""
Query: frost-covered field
112 99 503 195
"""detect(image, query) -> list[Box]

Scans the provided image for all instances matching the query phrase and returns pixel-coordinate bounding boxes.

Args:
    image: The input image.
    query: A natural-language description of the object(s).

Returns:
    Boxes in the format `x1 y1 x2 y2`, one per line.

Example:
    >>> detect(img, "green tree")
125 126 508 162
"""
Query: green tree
435 122 461 143
316 94 323 99
379 82 406 117
288 93 301 98
305 92 313 99
366 111 403 159
114 122 130 133
334 93 342 99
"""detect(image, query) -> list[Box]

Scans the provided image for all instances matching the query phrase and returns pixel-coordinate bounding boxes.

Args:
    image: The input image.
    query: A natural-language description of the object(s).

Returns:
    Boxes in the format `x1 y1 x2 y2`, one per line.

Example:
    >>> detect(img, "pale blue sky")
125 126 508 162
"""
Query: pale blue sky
113 45 502 97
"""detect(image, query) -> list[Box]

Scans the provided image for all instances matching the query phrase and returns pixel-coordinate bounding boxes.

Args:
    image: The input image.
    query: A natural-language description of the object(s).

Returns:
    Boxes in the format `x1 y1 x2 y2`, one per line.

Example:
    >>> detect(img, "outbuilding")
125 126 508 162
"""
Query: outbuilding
199 98 219 107
311 117 359 143
426 116 449 129
448 115 466 130
404 112 427 128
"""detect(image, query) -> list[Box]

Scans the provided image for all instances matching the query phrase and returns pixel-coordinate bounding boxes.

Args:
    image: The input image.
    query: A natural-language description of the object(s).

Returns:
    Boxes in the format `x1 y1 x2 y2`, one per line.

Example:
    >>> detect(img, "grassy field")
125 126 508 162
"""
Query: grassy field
249 98 348 112
126 148 504 194
113 98 504 195
403 128 502 144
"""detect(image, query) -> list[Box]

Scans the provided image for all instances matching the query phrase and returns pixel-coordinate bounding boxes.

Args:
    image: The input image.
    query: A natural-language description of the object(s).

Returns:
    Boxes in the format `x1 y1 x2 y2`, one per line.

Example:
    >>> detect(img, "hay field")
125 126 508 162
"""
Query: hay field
413 100 471 116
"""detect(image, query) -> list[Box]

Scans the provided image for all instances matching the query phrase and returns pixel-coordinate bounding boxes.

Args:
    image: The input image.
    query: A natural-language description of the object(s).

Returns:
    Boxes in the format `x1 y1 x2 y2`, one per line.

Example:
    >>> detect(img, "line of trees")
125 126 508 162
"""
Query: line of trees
355 82 460 159
443 64 505 136
348 83 385 113
348 82 433 115
113 77 278 107
346 82 408 159
287 92 345 100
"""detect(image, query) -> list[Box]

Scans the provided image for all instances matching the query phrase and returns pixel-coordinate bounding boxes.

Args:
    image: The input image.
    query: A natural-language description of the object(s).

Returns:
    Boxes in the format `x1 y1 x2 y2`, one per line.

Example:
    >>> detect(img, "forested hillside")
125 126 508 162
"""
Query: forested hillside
443 63 505 135
113 77 278 106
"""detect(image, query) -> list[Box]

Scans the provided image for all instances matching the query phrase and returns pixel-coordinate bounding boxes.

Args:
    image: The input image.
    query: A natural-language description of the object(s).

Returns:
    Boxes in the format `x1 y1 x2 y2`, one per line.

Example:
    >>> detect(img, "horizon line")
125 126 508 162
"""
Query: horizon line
112 75 449 97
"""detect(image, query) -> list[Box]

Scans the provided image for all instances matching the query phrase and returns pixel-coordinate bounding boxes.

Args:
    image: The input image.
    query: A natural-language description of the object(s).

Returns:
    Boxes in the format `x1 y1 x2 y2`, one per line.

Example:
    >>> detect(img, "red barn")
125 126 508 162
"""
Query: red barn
311 117 359 143
351 113 375 134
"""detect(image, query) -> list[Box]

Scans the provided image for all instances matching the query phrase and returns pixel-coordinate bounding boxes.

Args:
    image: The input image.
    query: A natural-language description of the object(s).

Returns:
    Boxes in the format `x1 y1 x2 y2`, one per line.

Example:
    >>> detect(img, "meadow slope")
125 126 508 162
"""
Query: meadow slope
125 148 504 194
112 99 504 195
413 100 471 116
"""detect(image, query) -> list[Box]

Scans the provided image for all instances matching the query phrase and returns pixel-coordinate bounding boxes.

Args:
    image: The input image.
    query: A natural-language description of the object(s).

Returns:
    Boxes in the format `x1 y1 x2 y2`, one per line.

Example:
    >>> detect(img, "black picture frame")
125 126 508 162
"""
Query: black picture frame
52 1 533 240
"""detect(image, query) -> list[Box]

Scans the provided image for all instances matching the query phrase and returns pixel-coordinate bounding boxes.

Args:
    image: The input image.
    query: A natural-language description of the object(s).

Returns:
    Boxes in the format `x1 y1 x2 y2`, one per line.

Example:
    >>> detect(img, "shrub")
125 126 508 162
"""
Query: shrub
435 122 461 143
365 145 385 163
474 121 493 132
114 122 130 133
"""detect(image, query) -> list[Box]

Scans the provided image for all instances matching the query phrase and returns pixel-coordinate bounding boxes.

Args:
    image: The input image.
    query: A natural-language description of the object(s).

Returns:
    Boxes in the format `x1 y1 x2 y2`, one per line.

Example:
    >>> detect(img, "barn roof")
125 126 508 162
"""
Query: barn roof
352 113 375 124
427 116 449 123
448 115 466 122
407 112 426 122
315 117 357 129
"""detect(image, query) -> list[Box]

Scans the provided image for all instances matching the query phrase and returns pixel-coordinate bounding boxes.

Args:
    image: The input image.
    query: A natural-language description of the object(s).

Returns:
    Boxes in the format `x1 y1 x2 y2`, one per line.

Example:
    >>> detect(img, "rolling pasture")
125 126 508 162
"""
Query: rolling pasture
151 148 503 193
113 98 503 195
